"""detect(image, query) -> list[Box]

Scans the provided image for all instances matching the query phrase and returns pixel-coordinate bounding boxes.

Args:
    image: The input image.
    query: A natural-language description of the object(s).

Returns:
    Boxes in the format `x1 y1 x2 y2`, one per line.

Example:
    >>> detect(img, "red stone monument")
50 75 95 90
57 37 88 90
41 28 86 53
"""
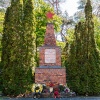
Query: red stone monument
35 12 66 85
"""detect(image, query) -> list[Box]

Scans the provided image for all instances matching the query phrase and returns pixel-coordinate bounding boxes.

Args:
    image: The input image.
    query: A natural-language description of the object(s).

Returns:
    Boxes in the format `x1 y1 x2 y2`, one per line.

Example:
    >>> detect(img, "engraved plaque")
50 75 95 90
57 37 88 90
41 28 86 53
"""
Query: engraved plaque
45 49 56 63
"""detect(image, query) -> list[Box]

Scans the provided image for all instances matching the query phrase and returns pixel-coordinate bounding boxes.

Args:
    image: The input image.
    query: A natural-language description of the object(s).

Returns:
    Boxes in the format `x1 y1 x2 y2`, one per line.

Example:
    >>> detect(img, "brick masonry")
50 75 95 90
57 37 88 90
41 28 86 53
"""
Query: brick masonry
35 68 66 85
44 23 56 46
35 23 66 85
39 46 61 67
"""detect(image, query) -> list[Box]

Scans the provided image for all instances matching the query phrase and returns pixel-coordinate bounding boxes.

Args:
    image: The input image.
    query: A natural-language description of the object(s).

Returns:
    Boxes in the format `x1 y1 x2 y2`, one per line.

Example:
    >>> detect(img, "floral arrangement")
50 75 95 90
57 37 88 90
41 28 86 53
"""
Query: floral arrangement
32 84 43 93
49 82 54 87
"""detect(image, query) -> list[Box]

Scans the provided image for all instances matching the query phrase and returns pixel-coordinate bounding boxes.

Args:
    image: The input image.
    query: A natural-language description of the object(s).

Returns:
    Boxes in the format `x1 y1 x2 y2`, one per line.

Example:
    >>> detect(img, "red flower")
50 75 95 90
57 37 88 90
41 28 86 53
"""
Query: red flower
49 82 54 87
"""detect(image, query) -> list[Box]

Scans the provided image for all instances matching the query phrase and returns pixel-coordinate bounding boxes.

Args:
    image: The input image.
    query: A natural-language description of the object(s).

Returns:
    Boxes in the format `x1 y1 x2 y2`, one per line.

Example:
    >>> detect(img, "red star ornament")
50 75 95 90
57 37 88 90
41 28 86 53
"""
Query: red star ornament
46 12 54 19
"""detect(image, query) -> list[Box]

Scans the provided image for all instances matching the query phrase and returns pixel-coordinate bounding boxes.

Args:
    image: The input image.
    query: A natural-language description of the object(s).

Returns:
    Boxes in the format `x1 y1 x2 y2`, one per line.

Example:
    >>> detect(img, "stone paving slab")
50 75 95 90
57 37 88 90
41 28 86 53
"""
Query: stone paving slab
0 97 100 100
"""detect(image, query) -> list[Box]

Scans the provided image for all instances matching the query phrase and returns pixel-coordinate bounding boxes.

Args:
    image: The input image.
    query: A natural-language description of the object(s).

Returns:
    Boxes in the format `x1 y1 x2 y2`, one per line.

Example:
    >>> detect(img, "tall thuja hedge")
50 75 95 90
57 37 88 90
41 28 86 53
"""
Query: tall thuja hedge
1 0 26 96
66 0 100 95
1 0 36 96
84 0 100 95
22 0 36 82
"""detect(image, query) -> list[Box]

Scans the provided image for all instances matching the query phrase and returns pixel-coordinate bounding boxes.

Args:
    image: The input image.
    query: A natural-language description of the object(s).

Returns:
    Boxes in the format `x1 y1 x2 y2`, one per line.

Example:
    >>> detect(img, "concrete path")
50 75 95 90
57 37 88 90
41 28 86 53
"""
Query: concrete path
0 97 100 100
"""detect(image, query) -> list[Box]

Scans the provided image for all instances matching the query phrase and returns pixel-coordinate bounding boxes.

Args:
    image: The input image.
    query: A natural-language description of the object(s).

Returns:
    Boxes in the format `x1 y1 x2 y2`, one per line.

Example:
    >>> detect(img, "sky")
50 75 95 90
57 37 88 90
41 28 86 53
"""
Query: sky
60 0 79 16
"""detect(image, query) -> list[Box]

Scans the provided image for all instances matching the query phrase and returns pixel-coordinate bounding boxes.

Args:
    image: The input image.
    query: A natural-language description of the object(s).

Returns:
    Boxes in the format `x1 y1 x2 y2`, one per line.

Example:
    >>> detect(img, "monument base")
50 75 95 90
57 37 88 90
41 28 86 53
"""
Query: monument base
35 68 66 85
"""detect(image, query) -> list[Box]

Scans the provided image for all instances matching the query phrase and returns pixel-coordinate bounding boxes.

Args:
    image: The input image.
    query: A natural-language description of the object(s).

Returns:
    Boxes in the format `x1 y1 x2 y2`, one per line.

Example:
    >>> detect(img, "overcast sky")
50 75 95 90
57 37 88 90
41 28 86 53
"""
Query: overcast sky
60 0 79 16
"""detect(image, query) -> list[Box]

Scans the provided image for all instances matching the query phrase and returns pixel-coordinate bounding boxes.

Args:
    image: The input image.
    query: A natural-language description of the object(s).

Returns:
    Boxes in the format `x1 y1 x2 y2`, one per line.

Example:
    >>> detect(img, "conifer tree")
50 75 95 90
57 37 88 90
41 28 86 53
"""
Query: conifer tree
84 0 100 95
1 0 35 96
22 0 36 83
1 0 24 96
66 0 100 95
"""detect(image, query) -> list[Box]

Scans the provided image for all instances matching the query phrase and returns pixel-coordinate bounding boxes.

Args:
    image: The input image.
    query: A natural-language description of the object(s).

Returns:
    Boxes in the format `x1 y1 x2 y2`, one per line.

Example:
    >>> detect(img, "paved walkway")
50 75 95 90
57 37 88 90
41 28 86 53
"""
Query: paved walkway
0 97 100 100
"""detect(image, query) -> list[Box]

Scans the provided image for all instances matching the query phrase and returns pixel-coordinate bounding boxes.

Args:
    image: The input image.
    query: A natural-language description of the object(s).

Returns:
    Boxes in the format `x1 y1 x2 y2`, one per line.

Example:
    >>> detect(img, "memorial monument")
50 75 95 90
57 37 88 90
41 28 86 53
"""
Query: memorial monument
35 12 66 85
